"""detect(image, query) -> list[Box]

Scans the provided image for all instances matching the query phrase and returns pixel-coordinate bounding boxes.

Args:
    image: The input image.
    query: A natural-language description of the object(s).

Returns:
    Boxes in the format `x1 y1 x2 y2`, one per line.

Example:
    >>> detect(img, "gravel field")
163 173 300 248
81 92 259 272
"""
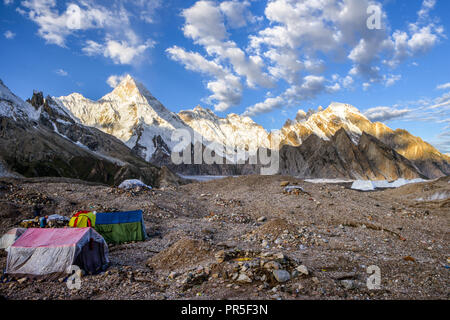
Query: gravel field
0 175 448 300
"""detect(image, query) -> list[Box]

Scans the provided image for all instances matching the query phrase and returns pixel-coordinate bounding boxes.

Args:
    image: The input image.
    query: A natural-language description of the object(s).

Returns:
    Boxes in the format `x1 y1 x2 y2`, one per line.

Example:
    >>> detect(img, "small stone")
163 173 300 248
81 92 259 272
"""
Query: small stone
236 274 252 283
257 216 267 222
261 240 269 248
273 252 286 260
75 269 84 278
273 270 291 283
312 277 320 284
296 265 309 276
215 250 226 263
341 280 356 290
168 271 178 280
264 261 282 270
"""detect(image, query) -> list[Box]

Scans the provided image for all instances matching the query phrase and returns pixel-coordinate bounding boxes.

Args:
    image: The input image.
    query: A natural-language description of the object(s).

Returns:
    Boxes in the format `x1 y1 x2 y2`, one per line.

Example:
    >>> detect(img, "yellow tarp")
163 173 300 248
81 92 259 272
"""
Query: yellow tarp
69 212 96 228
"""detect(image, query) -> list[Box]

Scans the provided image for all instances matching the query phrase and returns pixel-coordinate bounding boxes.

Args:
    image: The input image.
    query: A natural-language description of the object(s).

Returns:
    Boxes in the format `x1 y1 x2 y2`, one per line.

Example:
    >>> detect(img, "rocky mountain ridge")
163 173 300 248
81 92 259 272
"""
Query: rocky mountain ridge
2 75 448 180
54 75 449 179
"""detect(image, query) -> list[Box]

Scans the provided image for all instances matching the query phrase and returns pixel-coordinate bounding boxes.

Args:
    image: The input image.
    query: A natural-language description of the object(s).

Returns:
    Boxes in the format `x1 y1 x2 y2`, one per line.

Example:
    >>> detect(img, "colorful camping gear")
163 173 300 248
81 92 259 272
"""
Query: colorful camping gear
94 210 147 244
69 211 96 228
0 228 26 250
6 228 109 277
46 214 70 228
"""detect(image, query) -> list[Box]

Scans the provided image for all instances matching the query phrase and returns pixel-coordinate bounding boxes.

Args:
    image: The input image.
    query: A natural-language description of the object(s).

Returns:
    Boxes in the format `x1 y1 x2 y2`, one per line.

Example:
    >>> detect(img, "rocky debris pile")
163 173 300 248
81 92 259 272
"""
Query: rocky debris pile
204 211 252 224
160 247 312 293
175 266 211 291
213 197 243 208
4 190 54 207
147 238 213 272
213 249 310 289
107 186 155 198
243 218 333 250
245 218 298 248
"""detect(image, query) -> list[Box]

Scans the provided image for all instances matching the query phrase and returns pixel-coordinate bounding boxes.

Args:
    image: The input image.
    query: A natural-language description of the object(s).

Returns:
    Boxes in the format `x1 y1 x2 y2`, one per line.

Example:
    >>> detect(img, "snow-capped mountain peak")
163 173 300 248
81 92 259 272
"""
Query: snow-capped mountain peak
54 75 189 161
103 75 152 103
324 102 366 119
179 106 270 151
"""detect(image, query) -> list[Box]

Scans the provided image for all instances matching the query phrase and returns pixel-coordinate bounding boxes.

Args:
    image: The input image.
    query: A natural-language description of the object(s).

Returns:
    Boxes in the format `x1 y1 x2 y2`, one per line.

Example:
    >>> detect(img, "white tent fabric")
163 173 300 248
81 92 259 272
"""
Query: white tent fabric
6 228 109 277
0 228 26 250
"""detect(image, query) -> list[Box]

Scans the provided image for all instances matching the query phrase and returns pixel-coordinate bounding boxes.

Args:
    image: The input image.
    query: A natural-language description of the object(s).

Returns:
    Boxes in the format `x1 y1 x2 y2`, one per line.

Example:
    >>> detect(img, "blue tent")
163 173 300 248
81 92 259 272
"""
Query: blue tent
94 210 147 244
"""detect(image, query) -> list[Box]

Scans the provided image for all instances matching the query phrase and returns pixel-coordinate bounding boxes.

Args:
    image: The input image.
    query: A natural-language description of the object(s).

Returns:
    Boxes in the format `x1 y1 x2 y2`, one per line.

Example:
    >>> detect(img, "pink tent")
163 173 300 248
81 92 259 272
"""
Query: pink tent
6 228 109 277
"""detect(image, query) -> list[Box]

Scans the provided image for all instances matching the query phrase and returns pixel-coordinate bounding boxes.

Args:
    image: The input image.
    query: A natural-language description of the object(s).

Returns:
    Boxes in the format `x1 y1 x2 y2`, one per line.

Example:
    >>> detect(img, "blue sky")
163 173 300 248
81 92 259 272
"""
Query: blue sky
0 0 449 153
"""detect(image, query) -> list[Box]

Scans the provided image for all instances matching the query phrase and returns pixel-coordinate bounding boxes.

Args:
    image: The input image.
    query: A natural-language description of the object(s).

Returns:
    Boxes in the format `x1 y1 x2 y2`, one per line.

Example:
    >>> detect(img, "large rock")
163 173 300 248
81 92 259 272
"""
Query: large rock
273 270 291 283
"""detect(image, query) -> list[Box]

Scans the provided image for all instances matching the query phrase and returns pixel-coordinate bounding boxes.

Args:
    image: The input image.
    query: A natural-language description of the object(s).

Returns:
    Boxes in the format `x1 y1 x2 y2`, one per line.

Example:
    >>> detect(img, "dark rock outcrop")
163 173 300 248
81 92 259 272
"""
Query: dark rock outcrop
278 128 426 180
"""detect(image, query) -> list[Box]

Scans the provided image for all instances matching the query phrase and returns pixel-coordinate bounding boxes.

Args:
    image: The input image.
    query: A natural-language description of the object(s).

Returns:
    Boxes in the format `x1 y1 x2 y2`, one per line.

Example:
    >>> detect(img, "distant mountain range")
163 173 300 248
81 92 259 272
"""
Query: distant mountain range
1 75 448 183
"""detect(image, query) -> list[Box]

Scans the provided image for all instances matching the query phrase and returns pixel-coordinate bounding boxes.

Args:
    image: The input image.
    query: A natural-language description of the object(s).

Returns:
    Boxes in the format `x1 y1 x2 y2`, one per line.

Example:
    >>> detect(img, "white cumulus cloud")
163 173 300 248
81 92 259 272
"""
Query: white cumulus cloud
55 69 68 76
18 0 158 65
4 30 15 39
437 83 450 90
106 74 128 88
365 107 411 122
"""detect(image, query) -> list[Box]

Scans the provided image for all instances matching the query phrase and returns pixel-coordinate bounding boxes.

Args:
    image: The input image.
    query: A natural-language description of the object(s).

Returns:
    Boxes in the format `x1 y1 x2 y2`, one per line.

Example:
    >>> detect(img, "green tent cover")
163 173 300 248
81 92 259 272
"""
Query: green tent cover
95 210 147 244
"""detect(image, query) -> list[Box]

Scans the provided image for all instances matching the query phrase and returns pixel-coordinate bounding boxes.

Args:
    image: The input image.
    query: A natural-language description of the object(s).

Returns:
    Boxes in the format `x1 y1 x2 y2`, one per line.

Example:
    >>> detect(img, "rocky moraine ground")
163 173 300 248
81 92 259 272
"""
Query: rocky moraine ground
0 175 448 300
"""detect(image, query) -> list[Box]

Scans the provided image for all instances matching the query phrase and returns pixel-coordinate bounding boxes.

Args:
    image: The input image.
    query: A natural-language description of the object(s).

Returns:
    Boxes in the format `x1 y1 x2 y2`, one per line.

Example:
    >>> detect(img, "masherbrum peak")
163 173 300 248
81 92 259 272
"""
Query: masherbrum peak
54 75 188 161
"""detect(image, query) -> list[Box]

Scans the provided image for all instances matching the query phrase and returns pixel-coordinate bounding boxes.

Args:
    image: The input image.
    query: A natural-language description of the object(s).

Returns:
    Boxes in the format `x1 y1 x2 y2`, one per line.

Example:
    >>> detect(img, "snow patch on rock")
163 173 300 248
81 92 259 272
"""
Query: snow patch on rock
118 179 152 190
0 79 40 121
351 178 427 191
416 191 450 202
304 179 354 184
